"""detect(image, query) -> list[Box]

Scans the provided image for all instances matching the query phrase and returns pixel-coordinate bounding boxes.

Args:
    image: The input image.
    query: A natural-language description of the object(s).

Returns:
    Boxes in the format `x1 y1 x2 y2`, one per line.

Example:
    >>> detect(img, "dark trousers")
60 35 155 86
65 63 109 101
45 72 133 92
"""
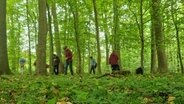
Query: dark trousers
90 66 95 74
111 64 120 72
54 65 59 75
65 60 73 75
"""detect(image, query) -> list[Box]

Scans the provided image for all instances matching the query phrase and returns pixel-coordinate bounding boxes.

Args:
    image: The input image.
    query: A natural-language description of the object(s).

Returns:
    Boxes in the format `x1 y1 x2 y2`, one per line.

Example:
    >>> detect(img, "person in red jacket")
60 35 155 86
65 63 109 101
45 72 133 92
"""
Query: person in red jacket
109 50 120 72
63 46 74 75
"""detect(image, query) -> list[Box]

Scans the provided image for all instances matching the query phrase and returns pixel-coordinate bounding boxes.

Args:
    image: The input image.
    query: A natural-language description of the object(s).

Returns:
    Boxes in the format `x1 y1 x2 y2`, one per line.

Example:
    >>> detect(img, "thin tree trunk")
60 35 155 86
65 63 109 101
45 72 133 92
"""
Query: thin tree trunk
9 15 17 71
52 0 64 73
26 0 32 74
170 0 184 73
103 14 109 66
113 0 121 70
93 0 102 74
46 2 54 74
150 21 157 73
64 0 67 45
150 0 157 73
87 17 91 73
69 0 82 74
128 0 144 68
140 0 144 68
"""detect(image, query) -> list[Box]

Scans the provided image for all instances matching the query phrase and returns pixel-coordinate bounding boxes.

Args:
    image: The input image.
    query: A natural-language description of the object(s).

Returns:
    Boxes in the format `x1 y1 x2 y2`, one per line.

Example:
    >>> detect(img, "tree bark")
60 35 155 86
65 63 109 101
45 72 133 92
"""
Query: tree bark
36 0 48 75
0 0 11 75
103 14 109 66
150 0 157 73
140 0 144 68
46 2 54 74
93 0 102 74
51 0 64 73
26 0 32 74
152 0 168 73
113 0 121 69
69 0 82 74
170 0 184 73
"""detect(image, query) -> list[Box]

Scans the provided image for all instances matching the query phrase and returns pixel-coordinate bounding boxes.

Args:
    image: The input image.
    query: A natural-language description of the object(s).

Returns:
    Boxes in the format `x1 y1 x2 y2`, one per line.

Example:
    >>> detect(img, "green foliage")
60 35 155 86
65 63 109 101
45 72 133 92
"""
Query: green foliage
0 74 184 103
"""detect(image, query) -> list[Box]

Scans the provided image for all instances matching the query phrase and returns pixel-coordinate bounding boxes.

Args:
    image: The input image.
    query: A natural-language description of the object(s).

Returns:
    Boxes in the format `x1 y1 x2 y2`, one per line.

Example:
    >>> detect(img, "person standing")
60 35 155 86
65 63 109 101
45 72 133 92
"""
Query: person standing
19 58 26 75
109 50 120 72
53 54 60 75
90 56 97 74
63 46 73 75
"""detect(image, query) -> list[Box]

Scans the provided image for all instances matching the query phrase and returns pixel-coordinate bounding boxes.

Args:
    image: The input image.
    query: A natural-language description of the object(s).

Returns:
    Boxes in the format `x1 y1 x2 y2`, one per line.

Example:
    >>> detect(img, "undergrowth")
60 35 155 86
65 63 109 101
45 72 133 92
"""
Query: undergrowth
0 74 184 104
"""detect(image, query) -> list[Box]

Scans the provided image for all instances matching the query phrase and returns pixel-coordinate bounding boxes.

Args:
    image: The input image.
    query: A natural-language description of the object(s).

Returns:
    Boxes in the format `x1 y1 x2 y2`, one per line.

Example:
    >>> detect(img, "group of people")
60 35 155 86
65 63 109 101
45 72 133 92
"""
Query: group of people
19 46 74 75
19 46 120 75
88 50 120 74
89 50 120 74
51 46 74 75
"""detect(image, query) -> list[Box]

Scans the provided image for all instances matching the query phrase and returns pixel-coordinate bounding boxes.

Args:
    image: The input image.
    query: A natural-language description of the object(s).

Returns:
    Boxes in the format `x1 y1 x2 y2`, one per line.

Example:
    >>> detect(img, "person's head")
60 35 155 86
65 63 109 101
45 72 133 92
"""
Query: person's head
53 54 57 57
112 50 116 53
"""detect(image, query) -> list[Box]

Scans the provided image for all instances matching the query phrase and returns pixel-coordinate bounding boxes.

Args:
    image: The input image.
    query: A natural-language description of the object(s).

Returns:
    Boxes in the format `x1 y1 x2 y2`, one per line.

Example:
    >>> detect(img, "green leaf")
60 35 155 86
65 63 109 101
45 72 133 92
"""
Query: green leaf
47 97 56 104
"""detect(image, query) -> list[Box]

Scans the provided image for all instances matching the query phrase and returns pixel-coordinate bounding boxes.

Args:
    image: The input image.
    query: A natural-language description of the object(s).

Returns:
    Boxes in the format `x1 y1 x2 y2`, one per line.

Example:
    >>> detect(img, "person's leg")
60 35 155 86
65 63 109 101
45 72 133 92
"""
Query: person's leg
69 61 73 75
115 65 120 71
65 61 69 75
20 64 24 75
111 65 116 72
90 66 92 74
53 65 56 74
54 65 59 75
92 66 95 74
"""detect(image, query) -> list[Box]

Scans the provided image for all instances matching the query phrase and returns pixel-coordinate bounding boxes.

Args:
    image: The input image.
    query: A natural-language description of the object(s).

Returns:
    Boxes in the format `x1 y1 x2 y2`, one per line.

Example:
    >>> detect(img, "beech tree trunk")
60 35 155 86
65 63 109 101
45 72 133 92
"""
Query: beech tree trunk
152 0 168 73
0 0 11 75
36 0 48 75
93 0 102 74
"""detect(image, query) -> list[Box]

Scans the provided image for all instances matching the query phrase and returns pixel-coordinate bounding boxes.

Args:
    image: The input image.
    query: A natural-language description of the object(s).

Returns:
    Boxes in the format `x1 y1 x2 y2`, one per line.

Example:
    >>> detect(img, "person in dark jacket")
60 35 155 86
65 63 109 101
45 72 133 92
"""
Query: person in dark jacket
90 56 97 74
109 50 120 72
63 46 73 75
53 54 60 75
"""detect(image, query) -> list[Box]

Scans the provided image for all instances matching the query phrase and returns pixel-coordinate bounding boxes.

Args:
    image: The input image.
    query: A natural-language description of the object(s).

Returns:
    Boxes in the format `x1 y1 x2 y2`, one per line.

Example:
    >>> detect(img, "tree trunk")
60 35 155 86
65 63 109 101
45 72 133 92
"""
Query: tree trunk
46 2 54 74
113 0 121 69
36 0 48 75
52 0 64 73
9 15 17 71
0 0 11 75
26 0 32 74
69 0 82 74
152 0 168 73
150 0 157 73
170 0 184 73
93 0 102 74
103 14 109 66
140 0 144 68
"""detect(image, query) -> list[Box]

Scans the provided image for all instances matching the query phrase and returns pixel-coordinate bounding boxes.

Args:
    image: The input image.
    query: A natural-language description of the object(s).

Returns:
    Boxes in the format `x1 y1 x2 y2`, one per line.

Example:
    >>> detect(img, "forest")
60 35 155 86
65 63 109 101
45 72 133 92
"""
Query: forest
0 0 184 103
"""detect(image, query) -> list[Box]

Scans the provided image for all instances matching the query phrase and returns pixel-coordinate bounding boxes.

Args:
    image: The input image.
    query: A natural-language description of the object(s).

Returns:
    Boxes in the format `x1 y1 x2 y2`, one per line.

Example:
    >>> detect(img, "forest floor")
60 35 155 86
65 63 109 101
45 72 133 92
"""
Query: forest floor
0 73 184 104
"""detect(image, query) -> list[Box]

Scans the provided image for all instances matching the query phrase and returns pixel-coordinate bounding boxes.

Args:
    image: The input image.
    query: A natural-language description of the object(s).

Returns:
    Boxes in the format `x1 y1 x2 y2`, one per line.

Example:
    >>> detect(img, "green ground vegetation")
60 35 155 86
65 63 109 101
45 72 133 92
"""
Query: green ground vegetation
0 74 184 104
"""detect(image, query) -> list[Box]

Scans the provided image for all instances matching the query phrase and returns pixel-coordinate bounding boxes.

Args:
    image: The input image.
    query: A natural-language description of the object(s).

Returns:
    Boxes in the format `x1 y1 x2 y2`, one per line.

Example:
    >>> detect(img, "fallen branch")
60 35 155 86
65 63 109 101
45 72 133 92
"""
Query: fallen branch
97 70 131 78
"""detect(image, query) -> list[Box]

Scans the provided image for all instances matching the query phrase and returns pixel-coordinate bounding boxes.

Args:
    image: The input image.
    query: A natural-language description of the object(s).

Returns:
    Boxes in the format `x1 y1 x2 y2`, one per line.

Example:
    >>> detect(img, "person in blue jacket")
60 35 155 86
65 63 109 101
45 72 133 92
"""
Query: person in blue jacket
19 58 26 74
